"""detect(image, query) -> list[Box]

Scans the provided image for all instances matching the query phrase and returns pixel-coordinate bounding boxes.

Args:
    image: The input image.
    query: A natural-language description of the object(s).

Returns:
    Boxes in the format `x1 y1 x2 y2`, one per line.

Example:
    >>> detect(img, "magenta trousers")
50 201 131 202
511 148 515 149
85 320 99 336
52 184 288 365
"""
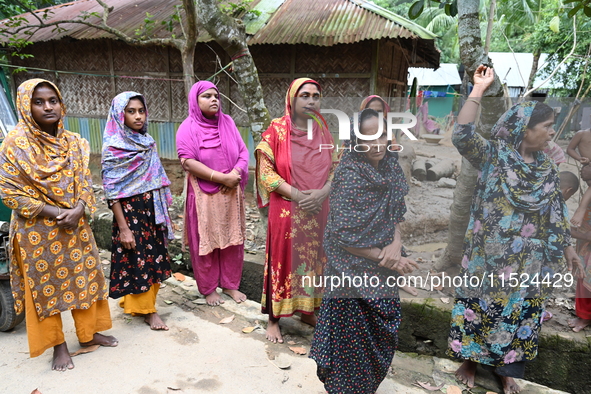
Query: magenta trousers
185 180 244 296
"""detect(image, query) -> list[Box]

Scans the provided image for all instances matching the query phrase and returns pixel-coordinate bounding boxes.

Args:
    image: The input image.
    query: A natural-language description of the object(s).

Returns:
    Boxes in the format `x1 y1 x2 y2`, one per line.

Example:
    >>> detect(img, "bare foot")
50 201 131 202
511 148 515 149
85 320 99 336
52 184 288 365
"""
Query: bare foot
144 312 169 331
223 288 247 303
400 285 418 296
568 317 591 332
266 317 283 343
300 313 317 327
496 374 521 394
52 342 74 371
455 360 477 388
205 292 224 306
80 333 118 348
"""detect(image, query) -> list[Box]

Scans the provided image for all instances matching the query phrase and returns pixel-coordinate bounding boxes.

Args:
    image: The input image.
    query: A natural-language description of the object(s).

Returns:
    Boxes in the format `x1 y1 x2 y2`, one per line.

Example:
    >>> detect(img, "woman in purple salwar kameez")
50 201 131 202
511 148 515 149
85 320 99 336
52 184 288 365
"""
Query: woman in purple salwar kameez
176 81 249 306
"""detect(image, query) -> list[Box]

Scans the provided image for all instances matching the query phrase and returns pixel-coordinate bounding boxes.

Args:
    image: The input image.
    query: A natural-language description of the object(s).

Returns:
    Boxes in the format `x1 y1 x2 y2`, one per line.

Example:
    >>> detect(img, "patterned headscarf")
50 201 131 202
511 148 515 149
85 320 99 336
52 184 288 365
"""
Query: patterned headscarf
359 95 391 113
490 101 557 212
0 78 96 217
101 92 174 239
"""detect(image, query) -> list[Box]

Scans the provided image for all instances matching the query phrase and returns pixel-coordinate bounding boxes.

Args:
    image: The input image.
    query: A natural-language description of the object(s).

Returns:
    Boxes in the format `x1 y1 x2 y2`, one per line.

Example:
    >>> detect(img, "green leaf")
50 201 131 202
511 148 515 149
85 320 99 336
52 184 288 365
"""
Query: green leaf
448 1 458 17
409 0 425 19
549 15 559 33
585 5 591 16
568 3 583 17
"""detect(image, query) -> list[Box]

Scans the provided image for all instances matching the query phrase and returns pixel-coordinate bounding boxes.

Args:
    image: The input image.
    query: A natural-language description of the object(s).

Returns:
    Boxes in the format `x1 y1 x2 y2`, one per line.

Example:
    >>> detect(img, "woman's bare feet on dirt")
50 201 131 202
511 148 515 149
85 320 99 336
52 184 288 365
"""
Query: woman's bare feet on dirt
495 373 521 394
144 312 169 330
266 316 283 343
52 342 74 371
79 333 118 348
223 288 247 303
400 285 418 296
568 317 591 332
205 292 224 306
300 313 317 327
455 360 477 388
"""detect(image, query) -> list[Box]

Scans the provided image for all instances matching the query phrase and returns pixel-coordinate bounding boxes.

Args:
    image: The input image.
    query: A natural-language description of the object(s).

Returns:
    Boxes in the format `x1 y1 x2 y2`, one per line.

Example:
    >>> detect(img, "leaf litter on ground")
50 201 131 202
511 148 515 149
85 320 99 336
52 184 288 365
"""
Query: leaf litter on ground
219 314 235 324
288 346 307 355
69 344 100 357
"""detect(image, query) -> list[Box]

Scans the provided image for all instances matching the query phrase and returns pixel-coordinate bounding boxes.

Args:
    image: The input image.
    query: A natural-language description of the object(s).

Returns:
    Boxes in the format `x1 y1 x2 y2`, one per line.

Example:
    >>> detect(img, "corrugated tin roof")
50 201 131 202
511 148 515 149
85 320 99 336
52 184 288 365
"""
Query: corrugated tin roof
1 0 436 45
488 52 561 89
0 0 186 42
408 64 461 86
248 0 436 45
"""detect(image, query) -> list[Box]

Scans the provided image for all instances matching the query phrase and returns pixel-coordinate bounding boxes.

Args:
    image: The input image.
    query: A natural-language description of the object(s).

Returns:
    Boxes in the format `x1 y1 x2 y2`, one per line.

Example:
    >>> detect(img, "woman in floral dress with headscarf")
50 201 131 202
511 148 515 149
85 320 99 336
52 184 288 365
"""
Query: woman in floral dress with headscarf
102 92 173 330
447 66 582 394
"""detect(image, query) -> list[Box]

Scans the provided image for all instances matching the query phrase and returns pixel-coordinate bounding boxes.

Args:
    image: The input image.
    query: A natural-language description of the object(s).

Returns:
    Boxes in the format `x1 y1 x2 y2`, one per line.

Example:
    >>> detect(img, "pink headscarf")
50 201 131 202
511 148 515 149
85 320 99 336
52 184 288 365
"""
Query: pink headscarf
176 81 249 194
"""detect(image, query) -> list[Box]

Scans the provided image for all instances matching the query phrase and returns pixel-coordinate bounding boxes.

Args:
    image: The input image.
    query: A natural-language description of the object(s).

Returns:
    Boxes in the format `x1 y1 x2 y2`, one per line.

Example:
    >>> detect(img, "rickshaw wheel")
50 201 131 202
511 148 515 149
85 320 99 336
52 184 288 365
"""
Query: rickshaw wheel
0 280 24 331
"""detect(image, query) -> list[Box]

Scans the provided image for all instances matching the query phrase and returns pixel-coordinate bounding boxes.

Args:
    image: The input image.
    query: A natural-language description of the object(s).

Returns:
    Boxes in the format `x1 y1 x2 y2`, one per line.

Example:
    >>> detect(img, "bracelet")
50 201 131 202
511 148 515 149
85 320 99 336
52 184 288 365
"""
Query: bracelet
466 98 481 106
294 189 299 201
210 170 215 181
57 207 61 217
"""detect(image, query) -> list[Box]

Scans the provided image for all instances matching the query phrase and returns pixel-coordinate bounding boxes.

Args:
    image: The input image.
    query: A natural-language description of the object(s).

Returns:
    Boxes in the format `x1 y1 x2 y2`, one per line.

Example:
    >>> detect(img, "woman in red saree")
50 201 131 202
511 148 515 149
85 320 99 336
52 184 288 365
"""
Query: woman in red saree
255 78 337 343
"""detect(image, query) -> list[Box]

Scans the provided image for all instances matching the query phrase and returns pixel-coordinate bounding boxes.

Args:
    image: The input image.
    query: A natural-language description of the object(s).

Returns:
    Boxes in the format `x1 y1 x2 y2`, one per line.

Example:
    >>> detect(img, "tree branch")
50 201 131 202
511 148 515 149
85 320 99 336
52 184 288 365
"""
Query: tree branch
522 16 577 97
11 0 45 25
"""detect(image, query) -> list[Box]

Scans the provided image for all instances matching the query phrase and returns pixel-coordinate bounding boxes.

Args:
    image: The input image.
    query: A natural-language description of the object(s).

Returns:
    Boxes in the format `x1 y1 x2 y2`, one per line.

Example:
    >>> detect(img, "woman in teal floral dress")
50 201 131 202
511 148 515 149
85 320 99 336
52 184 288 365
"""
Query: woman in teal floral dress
448 65 582 394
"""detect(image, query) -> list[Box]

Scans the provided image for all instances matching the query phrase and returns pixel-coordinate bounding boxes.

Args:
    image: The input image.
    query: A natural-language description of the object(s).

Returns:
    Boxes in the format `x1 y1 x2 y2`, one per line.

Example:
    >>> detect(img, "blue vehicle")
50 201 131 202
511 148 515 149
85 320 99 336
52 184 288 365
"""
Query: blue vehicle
0 77 24 331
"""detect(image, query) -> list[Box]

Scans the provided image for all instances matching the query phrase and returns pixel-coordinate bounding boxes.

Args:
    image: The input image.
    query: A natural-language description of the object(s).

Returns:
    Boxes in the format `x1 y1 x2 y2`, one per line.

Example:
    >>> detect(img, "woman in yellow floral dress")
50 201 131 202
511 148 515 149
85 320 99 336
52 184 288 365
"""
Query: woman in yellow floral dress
0 79 117 371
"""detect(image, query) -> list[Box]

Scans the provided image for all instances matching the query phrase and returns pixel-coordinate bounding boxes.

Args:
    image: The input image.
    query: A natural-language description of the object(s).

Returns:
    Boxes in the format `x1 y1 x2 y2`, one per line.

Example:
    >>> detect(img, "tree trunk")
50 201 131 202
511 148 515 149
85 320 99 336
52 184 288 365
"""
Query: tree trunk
524 48 541 97
195 0 271 143
179 0 199 95
180 45 196 95
434 0 504 272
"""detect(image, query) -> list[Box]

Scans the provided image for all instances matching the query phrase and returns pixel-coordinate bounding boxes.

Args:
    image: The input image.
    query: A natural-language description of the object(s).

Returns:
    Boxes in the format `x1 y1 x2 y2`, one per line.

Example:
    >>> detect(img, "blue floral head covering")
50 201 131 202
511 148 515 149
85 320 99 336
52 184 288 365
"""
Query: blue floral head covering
490 101 557 212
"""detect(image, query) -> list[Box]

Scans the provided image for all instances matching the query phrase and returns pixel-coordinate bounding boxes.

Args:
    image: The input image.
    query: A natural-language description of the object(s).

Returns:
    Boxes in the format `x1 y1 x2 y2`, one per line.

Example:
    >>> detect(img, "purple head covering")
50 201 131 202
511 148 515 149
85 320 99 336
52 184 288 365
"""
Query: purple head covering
102 91 174 240
176 81 249 194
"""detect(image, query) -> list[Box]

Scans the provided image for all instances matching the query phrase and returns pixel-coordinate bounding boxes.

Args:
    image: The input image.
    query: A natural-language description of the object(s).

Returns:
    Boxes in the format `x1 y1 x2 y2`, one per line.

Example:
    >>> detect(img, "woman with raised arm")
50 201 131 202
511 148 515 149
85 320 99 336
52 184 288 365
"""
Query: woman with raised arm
447 65 582 394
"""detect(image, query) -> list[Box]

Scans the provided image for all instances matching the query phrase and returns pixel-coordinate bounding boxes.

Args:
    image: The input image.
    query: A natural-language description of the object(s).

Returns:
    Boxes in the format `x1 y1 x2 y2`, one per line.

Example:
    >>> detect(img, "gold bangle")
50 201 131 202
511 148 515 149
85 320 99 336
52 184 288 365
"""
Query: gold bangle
210 170 215 181
466 98 481 106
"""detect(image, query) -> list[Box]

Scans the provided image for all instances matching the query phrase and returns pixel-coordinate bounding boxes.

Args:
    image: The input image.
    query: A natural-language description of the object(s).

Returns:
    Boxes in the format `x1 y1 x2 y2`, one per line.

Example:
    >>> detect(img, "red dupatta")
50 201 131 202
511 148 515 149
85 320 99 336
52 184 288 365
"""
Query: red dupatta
255 78 335 317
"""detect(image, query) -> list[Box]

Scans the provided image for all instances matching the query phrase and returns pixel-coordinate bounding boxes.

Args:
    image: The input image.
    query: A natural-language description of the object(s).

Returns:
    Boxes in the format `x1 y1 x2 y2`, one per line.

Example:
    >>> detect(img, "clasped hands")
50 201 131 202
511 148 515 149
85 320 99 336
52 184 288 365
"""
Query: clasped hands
293 188 327 215
56 203 85 231
378 240 419 275
219 168 241 194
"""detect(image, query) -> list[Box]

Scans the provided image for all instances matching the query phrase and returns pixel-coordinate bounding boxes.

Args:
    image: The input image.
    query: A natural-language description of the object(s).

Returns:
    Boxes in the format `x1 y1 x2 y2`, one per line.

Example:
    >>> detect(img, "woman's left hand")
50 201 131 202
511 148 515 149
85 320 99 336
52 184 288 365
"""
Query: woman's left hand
298 189 327 214
378 240 402 267
380 256 419 275
57 204 84 230
565 245 585 278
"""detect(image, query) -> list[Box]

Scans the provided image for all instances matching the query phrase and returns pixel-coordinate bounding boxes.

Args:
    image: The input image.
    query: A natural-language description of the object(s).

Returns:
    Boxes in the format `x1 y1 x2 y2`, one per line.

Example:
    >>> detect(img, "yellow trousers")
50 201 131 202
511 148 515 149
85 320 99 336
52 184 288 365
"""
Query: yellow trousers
21 267 112 358
118 284 160 315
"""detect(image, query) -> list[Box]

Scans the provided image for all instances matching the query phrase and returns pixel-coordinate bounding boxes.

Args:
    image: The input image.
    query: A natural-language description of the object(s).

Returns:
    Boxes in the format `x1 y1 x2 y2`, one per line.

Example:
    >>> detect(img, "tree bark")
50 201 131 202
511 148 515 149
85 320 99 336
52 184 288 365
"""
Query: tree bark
195 0 271 142
434 0 504 272
179 0 198 94
524 48 541 97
